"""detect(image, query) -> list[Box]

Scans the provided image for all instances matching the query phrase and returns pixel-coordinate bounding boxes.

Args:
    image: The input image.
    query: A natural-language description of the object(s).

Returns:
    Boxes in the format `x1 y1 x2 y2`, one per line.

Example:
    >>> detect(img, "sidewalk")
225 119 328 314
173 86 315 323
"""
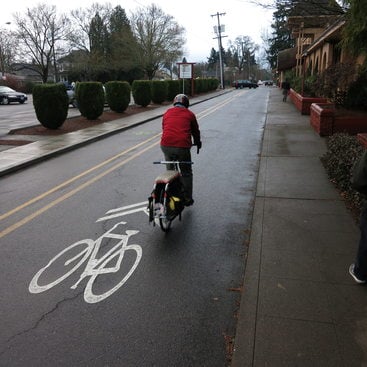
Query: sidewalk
231 89 366 366
0 91 227 177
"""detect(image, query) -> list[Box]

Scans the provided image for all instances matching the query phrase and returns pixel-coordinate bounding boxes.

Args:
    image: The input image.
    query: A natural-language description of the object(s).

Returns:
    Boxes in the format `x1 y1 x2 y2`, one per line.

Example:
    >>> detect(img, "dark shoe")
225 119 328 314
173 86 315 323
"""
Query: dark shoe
184 198 194 206
349 264 366 284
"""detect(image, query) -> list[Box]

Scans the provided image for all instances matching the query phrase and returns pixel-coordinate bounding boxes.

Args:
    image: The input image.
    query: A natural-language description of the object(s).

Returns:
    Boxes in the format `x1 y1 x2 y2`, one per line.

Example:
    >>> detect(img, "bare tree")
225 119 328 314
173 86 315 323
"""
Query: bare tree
130 4 185 80
0 27 18 78
231 36 258 78
14 4 69 82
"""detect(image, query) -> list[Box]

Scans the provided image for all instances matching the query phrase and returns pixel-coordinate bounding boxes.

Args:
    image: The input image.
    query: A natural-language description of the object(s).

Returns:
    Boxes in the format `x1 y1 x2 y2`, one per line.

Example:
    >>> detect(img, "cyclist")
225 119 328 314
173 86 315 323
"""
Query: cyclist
160 94 202 206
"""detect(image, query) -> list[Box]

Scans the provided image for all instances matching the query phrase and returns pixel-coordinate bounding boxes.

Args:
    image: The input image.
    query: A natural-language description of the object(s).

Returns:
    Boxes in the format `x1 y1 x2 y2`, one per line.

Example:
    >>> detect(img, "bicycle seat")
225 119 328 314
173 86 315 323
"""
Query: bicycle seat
155 170 180 183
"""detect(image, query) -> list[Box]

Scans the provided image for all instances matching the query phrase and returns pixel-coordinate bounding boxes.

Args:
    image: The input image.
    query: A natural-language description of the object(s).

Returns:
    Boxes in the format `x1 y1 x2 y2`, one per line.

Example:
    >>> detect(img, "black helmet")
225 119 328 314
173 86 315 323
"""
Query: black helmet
173 94 189 108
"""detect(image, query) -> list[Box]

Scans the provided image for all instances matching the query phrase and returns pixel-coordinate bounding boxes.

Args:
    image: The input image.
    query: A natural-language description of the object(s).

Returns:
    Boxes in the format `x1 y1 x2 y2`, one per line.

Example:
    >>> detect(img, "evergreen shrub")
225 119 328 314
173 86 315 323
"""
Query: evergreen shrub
32 84 68 129
321 133 364 216
105 81 131 113
131 80 151 107
165 80 180 101
76 82 104 120
194 79 203 94
208 78 220 91
151 81 167 104
345 67 367 111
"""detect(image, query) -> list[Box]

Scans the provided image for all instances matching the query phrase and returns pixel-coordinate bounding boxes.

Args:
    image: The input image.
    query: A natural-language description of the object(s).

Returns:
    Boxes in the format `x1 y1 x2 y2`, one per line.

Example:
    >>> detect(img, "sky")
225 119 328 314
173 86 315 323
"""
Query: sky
0 0 274 63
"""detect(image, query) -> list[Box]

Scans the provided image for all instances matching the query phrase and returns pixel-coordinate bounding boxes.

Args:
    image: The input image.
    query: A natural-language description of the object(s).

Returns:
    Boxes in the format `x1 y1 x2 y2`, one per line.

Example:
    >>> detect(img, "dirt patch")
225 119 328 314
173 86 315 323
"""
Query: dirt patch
8 104 166 137
0 139 32 146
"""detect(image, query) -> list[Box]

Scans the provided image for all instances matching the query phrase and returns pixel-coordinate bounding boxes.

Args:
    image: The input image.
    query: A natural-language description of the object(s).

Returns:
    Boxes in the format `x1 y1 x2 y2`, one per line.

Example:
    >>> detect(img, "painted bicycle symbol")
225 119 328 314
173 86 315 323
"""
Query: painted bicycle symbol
29 221 142 303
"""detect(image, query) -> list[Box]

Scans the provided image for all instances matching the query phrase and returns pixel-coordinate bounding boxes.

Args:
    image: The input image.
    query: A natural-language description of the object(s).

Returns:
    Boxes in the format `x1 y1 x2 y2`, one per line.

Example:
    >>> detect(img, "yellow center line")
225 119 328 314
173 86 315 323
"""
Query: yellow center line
0 133 161 223
0 140 160 239
0 92 239 238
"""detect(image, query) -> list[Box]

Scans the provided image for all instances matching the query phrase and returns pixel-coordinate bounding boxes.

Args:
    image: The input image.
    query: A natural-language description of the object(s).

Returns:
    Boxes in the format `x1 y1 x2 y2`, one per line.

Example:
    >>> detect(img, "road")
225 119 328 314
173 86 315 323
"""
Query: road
0 87 269 366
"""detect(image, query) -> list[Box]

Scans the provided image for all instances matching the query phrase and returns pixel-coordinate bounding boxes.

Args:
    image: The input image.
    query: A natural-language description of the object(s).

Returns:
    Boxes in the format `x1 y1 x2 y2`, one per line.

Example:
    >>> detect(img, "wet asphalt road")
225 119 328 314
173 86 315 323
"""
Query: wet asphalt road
0 87 269 366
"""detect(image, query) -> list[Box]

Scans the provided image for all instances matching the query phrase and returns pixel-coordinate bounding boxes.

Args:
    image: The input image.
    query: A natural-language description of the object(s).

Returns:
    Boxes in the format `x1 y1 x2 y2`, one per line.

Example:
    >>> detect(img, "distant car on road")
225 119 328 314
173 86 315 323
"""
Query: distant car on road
232 80 258 89
263 80 274 86
0 86 28 105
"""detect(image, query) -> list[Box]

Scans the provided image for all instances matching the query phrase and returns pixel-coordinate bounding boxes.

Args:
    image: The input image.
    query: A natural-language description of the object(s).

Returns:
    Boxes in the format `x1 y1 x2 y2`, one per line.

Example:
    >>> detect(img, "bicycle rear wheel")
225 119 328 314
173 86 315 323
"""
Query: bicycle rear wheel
159 216 172 232
157 187 173 232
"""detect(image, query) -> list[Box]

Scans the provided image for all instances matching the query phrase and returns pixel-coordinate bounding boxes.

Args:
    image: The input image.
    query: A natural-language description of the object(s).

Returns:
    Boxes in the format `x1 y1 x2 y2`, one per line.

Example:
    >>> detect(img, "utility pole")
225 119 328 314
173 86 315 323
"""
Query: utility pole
211 12 226 89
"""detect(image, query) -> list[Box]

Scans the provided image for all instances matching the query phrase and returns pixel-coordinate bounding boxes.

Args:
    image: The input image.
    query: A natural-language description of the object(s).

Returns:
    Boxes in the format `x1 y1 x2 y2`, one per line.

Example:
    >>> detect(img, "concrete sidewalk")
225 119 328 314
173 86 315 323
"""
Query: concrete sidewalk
231 89 366 366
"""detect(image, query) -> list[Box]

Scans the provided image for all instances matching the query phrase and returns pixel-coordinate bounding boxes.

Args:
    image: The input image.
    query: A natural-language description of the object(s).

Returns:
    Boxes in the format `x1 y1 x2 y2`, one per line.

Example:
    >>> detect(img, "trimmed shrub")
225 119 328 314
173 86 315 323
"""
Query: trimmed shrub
321 133 364 216
194 78 202 94
151 80 167 104
105 81 131 113
32 84 68 129
208 78 220 91
165 80 181 101
76 82 104 120
182 79 191 95
131 80 151 107
345 67 367 111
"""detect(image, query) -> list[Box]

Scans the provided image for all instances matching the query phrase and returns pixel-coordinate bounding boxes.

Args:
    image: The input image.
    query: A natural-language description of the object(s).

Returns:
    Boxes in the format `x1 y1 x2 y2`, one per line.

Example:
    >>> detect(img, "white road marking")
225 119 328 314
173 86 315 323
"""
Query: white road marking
96 201 149 222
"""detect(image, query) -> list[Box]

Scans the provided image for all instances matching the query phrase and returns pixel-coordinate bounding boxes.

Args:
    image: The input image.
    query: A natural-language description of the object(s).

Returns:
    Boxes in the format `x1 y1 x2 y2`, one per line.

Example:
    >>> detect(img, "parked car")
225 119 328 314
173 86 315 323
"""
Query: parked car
232 80 258 89
0 86 27 105
263 80 274 86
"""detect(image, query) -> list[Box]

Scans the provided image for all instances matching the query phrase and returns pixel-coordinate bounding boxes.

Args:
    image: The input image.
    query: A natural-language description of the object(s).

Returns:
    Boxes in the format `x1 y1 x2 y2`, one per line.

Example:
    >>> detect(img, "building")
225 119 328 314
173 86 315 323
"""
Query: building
275 0 366 91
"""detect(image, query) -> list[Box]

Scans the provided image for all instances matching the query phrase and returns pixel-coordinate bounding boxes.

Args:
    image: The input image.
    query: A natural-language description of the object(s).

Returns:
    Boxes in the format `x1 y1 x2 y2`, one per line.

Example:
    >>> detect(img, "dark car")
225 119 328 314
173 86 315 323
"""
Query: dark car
233 80 258 89
0 86 28 105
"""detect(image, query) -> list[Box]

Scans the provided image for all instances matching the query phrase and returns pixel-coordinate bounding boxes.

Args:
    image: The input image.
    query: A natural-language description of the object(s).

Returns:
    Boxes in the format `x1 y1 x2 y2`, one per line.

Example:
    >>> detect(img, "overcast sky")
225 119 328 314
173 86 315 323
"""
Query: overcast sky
0 0 274 62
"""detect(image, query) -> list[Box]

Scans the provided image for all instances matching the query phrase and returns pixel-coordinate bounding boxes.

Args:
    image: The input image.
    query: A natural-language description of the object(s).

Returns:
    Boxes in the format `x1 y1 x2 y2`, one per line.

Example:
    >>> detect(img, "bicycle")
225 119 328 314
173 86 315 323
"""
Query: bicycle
147 159 193 232
29 222 142 304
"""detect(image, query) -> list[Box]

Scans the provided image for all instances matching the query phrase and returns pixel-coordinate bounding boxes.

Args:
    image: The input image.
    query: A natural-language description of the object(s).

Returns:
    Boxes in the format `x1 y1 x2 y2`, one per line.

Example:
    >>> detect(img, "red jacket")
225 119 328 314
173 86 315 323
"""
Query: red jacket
160 106 200 148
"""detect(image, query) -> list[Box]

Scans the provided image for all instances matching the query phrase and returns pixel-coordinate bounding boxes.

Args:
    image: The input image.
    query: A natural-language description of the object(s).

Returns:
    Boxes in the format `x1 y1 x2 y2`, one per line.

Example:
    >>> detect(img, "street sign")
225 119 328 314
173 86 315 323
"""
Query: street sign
179 63 192 79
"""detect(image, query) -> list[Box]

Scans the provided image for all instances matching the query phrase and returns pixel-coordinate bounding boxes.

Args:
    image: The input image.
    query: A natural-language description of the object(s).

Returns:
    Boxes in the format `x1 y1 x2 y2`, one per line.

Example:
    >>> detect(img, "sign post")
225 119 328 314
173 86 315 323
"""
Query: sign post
177 62 195 96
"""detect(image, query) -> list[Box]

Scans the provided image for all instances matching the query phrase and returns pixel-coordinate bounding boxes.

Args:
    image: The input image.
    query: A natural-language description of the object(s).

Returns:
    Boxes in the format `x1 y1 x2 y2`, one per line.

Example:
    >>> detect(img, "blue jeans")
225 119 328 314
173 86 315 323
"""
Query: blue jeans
354 204 367 280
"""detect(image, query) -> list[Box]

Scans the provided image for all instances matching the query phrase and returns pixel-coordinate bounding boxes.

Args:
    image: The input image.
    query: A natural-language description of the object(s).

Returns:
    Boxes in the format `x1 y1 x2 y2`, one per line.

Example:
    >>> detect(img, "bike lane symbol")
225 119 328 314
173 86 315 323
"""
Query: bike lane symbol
29 202 147 304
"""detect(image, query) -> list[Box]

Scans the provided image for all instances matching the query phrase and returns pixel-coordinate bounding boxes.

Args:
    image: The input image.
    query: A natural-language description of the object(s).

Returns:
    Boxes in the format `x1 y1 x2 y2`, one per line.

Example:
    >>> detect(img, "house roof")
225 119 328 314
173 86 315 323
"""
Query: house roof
277 48 297 71
303 15 346 55
288 0 344 30
289 0 343 17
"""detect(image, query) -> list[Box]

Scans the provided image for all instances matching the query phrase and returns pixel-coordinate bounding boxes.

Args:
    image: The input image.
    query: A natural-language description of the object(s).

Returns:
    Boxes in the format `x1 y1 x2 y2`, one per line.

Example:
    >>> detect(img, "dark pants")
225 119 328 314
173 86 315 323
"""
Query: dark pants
160 146 193 200
354 204 367 280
